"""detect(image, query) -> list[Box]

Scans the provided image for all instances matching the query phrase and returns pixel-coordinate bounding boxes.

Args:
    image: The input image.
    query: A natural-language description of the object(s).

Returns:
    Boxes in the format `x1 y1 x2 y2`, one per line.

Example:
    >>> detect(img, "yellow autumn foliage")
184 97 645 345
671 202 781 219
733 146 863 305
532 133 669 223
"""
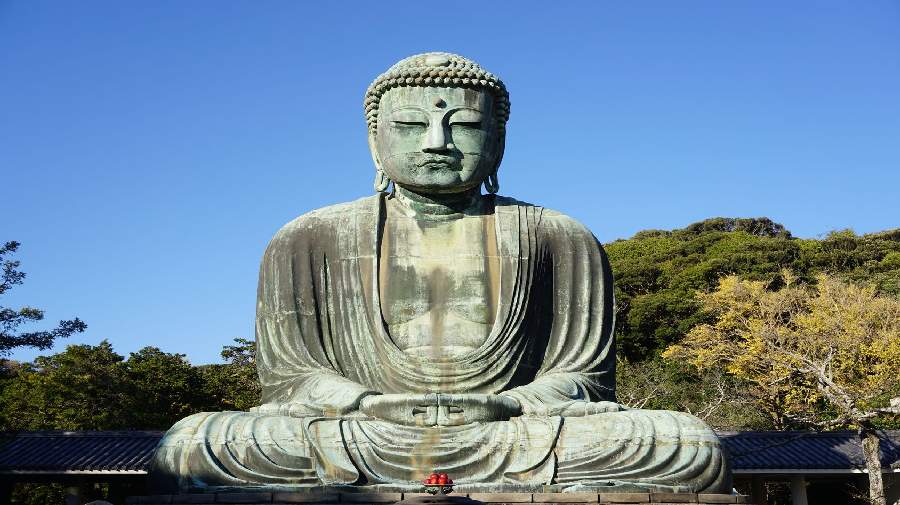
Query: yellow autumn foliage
663 272 900 429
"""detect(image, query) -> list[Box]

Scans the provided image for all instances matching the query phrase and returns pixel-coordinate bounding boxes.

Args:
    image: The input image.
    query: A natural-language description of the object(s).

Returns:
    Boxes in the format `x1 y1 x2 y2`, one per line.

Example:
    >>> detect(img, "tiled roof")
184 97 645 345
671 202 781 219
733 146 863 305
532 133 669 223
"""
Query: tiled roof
719 430 900 471
0 429 898 475
0 430 163 474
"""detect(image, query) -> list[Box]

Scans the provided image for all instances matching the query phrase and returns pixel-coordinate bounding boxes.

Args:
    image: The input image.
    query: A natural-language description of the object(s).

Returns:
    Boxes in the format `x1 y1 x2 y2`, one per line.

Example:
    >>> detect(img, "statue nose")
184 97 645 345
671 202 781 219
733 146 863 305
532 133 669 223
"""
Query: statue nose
422 123 450 153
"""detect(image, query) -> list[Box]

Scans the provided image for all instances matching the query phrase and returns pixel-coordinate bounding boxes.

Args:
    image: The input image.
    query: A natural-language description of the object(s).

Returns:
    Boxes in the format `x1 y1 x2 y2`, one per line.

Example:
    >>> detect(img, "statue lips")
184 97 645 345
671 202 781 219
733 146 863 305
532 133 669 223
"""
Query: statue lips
417 155 461 171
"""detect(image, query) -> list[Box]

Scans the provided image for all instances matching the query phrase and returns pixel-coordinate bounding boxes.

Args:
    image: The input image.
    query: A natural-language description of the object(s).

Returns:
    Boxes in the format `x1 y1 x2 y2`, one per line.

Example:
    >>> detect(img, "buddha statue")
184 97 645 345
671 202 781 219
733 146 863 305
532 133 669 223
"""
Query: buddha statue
150 53 731 494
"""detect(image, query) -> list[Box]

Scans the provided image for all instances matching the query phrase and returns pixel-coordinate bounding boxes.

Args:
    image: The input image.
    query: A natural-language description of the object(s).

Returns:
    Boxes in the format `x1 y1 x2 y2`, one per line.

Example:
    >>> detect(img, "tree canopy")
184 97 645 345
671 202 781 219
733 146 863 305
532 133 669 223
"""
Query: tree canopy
663 272 900 505
0 338 259 432
605 218 900 360
665 272 900 430
0 338 261 505
0 241 86 356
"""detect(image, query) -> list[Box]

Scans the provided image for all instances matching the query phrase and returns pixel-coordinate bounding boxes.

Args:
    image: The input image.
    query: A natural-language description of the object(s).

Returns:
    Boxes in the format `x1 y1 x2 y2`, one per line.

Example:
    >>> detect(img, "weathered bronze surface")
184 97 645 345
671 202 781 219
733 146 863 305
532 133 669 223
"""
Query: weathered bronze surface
149 53 732 494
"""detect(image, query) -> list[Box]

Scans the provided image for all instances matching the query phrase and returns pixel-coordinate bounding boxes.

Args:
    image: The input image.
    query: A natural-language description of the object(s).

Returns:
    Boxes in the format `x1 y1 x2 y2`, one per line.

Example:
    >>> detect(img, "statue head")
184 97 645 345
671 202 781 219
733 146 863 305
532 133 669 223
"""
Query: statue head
364 52 510 195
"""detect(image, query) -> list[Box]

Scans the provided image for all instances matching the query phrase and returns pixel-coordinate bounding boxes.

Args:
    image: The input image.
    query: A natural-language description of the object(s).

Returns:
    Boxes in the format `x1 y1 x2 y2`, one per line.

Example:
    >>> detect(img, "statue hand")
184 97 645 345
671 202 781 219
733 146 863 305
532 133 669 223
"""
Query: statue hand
250 402 337 418
553 400 626 417
435 394 522 426
251 393 377 418
358 393 521 427
358 393 434 426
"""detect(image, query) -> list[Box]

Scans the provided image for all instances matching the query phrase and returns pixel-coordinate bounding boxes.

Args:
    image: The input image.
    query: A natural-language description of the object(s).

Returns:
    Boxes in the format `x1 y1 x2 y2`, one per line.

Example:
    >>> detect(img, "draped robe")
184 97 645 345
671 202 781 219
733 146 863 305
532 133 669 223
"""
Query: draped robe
150 194 731 493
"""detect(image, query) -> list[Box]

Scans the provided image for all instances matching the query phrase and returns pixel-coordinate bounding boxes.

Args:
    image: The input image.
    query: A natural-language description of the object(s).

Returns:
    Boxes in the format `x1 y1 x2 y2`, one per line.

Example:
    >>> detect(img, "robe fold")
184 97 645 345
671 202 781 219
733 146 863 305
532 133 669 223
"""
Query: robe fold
150 194 731 493
255 194 616 411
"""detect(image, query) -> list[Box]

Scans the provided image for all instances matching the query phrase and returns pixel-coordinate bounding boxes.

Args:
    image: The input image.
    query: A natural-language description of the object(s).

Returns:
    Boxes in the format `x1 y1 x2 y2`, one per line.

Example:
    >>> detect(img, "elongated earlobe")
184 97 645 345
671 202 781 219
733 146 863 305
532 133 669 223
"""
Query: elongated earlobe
484 173 500 194
368 134 391 193
374 168 391 193
484 134 505 194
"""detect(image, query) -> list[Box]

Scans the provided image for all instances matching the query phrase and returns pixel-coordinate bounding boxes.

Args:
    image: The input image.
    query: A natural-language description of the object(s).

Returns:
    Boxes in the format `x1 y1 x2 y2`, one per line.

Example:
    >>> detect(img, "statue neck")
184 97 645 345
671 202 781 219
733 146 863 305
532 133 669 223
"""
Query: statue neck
391 186 485 219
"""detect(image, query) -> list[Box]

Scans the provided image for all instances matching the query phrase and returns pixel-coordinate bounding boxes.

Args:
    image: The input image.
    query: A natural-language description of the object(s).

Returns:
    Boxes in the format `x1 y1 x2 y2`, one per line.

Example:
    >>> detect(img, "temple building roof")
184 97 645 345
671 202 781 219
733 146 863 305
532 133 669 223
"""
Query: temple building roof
0 430 162 475
720 430 900 473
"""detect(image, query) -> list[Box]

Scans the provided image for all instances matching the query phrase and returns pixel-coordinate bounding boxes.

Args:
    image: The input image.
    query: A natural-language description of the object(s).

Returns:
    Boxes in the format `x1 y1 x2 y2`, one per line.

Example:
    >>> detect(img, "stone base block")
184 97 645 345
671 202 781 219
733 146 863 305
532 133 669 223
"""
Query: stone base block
126 491 751 505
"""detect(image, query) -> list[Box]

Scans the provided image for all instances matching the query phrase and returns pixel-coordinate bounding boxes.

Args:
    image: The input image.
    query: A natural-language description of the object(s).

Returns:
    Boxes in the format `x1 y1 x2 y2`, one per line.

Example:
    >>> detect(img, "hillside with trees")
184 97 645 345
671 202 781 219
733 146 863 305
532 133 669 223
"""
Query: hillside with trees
606 217 900 361
608 218 900 429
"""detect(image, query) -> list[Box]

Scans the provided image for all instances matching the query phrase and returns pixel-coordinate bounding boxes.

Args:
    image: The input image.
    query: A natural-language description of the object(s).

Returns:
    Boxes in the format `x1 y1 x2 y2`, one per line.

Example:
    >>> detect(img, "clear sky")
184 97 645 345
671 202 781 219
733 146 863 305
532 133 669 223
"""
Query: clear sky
2 1 899 365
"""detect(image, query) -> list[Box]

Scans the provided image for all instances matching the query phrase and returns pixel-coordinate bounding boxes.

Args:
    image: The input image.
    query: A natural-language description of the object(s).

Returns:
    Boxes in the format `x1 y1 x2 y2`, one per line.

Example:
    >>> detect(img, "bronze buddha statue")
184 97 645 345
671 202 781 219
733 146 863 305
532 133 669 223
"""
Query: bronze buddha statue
150 52 731 494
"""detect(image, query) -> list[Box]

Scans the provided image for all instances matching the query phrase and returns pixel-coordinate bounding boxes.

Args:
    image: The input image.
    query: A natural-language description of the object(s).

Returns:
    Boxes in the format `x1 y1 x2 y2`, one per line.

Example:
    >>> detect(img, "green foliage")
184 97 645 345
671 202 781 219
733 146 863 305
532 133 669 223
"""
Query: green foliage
123 346 211 429
680 217 792 238
199 338 261 412
10 483 66 505
805 230 900 296
0 241 86 356
0 340 258 505
616 357 770 430
0 341 130 430
606 218 900 360
0 339 257 431
9 481 141 505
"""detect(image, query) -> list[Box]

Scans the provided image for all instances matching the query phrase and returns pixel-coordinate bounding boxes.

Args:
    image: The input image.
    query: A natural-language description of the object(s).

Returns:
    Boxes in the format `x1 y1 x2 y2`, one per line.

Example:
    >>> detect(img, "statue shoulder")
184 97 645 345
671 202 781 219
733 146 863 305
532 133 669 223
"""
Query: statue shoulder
494 196 603 251
540 208 601 244
265 195 379 251
273 195 378 236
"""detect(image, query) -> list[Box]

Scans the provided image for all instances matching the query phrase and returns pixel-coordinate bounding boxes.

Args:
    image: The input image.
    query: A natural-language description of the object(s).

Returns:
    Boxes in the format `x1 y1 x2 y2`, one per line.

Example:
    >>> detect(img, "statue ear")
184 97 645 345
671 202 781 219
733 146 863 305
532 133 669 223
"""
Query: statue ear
368 133 383 172
491 132 506 176
368 133 391 193
484 132 505 194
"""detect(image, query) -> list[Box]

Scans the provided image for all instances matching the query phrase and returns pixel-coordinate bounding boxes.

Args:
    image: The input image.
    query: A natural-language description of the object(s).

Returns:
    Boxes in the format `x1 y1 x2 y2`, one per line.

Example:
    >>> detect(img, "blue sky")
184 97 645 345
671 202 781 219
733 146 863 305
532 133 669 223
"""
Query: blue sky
2 1 899 365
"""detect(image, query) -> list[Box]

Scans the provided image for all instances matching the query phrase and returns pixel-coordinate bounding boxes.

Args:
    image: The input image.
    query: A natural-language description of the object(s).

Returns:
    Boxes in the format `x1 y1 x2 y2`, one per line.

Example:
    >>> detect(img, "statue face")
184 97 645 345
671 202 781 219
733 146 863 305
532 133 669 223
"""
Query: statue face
373 86 503 194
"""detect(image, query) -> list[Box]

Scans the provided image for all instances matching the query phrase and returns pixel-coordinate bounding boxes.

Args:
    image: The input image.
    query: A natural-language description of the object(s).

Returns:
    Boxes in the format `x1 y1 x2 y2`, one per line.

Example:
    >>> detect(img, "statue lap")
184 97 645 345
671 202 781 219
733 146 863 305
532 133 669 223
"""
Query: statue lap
152 408 728 492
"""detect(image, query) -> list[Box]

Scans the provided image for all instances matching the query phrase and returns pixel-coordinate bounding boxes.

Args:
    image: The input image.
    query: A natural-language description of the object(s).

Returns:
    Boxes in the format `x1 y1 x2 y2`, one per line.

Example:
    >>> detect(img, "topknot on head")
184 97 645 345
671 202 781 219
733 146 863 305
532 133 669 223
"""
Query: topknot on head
364 52 510 135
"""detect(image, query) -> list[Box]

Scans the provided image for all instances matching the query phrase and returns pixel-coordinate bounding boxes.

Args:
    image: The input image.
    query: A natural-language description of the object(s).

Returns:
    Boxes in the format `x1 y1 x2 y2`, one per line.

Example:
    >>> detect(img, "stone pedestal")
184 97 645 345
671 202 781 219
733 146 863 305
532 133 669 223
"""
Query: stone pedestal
126 491 751 505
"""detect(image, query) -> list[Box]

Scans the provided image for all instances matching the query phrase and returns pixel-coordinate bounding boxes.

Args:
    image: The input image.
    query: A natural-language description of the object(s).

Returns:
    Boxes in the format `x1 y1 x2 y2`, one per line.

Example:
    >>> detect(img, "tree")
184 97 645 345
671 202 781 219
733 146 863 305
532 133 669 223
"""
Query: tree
605 219 808 359
664 273 900 505
0 341 130 430
200 337 260 411
0 241 86 356
604 219 900 360
0 340 257 505
0 341 220 432
616 357 769 430
123 346 210 429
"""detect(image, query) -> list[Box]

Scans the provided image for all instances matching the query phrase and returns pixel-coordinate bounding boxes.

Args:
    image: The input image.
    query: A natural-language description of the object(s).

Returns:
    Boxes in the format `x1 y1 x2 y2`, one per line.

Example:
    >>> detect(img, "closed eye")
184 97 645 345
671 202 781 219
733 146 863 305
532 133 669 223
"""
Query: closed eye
392 121 427 127
448 108 482 127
